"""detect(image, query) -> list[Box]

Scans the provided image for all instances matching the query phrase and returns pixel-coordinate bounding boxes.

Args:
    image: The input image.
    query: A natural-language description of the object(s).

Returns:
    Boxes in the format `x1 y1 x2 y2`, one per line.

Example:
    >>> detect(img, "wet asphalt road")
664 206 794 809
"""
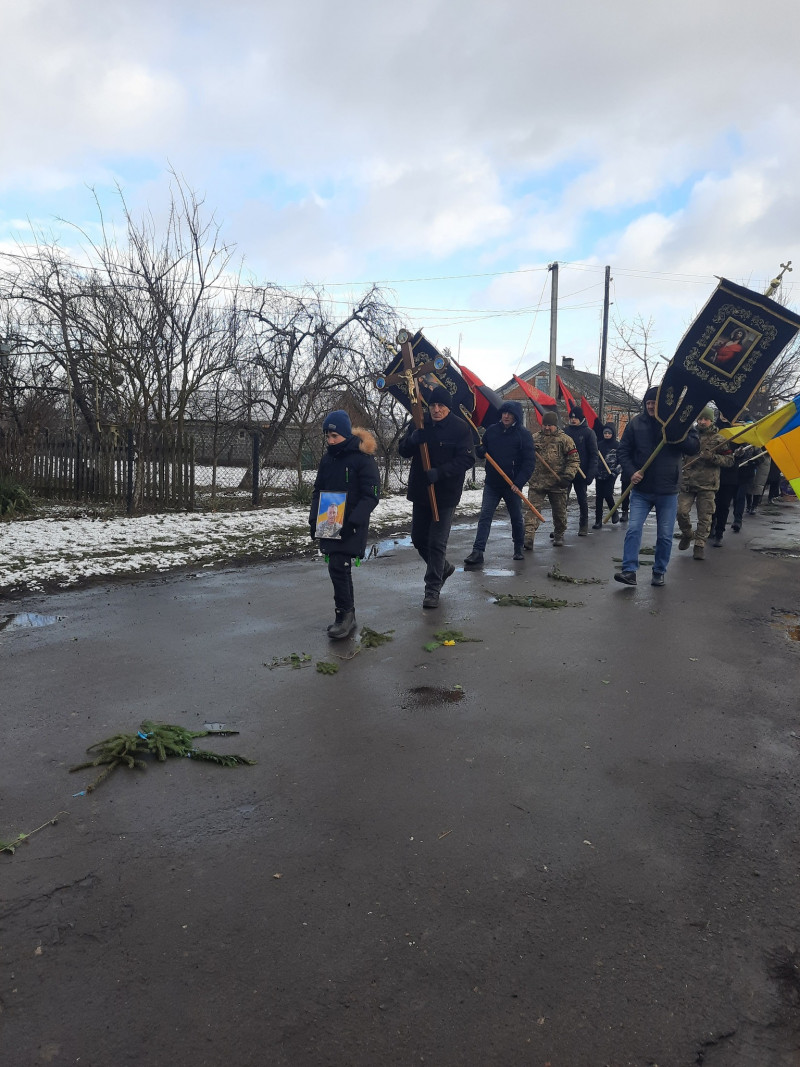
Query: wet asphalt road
2 500 800 1067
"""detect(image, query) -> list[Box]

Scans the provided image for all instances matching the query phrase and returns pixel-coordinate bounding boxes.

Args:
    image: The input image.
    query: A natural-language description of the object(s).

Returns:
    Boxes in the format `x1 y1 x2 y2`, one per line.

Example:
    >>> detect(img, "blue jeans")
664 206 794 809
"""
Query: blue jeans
473 484 525 551
622 489 678 576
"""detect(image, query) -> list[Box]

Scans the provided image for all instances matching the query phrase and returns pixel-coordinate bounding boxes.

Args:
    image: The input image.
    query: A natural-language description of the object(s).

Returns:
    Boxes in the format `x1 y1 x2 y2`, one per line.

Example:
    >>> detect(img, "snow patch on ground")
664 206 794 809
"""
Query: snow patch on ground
0 490 485 594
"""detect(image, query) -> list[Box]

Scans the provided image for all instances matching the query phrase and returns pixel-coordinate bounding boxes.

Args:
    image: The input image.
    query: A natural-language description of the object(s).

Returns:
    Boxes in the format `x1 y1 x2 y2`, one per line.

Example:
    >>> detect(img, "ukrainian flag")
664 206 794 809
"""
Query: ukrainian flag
719 395 800 447
766 409 800 499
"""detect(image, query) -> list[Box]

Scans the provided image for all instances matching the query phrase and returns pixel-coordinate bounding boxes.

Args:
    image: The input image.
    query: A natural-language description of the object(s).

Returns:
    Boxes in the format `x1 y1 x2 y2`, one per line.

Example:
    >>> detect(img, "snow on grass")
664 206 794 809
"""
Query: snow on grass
0 490 485 594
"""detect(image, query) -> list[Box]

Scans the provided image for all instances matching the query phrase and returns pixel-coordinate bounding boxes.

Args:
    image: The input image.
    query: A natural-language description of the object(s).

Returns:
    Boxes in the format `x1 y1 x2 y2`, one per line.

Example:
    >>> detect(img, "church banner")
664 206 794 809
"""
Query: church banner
655 278 800 442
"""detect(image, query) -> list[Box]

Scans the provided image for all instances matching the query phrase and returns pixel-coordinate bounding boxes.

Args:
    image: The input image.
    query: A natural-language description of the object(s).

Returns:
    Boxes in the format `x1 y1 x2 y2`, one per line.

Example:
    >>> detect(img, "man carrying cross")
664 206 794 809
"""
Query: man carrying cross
398 385 474 609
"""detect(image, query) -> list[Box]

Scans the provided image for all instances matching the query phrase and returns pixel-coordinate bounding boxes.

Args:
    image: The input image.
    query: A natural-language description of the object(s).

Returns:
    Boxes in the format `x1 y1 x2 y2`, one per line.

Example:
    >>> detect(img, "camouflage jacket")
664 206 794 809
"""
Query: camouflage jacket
529 429 580 490
681 425 734 491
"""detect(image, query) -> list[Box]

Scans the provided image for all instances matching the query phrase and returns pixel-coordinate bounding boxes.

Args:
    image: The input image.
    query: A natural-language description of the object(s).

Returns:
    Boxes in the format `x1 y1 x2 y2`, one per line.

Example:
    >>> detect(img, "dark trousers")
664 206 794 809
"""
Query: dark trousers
473 484 525 552
712 484 737 536
571 475 590 528
410 503 456 593
619 477 631 518
594 477 618 523
328 553 354 613
733 484 746 524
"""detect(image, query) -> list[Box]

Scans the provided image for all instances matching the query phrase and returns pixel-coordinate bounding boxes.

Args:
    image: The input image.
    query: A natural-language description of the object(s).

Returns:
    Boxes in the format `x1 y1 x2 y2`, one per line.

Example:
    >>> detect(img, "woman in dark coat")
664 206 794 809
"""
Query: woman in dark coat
592 423 621 528
310 410 380 640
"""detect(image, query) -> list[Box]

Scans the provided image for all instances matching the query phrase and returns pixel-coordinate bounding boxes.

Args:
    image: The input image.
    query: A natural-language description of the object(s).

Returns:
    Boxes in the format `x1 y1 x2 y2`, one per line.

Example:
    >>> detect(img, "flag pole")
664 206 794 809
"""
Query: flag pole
459 407 545 522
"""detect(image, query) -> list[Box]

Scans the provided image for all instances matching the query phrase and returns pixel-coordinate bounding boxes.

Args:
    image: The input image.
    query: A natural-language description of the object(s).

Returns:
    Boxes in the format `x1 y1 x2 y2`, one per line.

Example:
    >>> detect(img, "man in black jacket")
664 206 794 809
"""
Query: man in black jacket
463 400 536 567
614 386 700 588
566 406 599 535
398 386 475 609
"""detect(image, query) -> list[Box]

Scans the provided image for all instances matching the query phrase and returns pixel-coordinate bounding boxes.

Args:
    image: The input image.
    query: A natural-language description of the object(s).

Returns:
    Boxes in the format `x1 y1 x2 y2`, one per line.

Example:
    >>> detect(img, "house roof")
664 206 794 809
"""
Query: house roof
497 361 639 410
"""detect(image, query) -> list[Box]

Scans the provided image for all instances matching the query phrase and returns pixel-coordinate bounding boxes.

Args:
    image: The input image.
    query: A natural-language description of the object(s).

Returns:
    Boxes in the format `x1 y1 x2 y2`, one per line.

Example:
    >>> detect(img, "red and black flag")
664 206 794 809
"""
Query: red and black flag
513 375 558 425
655 278 800 443
457 362 504 429
580 396 601 433
556 374 578 416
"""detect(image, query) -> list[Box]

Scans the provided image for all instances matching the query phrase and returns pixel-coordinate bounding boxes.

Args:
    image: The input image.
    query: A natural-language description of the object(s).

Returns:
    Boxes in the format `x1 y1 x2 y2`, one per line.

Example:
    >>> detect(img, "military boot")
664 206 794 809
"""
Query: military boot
578 525 589 537
712 532 723 547
328 610 356 640
678 529 693 551
523 535 534 550
693 543 705 560
327 610 344 633
553 532 565 547
513 545 525 560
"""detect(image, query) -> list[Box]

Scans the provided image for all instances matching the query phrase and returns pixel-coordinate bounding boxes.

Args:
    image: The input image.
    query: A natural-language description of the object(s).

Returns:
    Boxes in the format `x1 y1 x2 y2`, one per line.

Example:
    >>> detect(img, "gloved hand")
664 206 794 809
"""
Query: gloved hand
585 476 594 487
309 529 316 541
559 477 573 490
407 427 426 446
426 468 439 484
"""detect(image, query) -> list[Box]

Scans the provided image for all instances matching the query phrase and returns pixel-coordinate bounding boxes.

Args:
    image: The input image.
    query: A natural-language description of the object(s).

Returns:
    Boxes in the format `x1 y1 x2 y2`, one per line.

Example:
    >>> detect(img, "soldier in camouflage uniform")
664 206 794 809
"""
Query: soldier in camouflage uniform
677 406 734 560
524 412 580 548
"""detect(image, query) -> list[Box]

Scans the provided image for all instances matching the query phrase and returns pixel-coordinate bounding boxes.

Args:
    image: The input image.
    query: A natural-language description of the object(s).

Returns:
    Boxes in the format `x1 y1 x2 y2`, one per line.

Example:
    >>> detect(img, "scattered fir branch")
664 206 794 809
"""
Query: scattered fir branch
493 591 571 609
316 661 339 674
359 626 394 648
424 628 482 652
1 811 69 855
547 564 605 585
265 652 312 670
70 721 255 792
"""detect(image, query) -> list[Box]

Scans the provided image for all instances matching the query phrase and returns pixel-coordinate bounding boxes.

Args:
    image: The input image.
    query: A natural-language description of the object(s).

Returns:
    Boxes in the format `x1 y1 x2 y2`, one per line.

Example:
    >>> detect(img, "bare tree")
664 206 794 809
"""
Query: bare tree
0 174 244 439
242 283 396 483
607 314 669 403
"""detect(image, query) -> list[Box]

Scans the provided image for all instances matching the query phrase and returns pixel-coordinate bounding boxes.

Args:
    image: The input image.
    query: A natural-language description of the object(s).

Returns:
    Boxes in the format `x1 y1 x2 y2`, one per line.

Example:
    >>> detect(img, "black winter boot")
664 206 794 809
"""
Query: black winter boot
328 610 356 640
463 550 484 569
327 610 344 633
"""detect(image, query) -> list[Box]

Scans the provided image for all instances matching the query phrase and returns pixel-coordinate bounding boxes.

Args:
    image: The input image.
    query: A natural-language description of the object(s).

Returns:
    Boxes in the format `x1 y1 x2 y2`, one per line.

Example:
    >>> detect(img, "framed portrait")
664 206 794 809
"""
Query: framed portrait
315 492 347 538
699 318 760 377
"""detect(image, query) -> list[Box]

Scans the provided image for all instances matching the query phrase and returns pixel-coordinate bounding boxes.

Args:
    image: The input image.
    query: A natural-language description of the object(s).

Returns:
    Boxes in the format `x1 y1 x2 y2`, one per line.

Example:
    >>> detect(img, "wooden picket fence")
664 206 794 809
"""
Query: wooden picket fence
0 429 196 512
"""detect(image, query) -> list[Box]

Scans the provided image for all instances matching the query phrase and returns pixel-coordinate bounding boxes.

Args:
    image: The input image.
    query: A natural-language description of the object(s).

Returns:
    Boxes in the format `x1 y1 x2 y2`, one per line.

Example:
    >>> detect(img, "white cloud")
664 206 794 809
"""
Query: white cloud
2 0 800 383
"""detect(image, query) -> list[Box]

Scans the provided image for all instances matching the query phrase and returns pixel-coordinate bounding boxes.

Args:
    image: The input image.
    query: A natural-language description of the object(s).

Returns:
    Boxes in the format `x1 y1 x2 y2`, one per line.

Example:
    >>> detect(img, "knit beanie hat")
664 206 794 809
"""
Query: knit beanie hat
427 385 452 409
698 405 716 422
542 412 559 427
643 386 658 403
569 405 583 420
323 409 352 437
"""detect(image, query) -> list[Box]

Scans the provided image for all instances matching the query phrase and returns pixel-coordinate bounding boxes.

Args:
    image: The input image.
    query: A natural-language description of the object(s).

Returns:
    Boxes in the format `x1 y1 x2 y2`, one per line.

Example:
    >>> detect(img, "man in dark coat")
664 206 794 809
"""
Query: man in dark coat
614 385 700 588
310 409 381 639
398 385 474 609
463 400 536 567
566 405 599 535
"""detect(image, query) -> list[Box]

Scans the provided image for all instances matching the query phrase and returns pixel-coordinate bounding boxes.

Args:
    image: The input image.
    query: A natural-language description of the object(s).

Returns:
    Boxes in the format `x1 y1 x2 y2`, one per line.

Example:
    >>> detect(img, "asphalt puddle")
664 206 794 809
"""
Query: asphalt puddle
366 535 413 559
0 612 66 632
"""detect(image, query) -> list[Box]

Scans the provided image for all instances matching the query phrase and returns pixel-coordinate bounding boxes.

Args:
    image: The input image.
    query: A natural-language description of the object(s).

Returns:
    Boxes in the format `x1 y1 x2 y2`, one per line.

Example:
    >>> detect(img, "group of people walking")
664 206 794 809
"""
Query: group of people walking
309 385 792 635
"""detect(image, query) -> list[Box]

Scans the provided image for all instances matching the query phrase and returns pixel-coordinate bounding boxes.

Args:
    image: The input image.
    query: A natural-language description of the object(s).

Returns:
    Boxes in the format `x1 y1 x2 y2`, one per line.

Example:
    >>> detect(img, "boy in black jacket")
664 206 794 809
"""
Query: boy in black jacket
310 410 380 639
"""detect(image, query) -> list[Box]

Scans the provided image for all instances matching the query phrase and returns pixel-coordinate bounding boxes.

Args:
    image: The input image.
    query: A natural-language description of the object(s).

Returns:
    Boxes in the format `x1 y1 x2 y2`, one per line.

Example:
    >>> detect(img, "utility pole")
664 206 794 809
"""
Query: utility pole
598 265 611 423
548 262 558 397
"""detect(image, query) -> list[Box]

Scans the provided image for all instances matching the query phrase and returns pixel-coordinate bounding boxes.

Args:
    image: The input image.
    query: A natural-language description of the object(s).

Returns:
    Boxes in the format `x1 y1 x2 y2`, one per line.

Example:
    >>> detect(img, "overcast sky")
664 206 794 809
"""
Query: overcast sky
2 0 799 390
